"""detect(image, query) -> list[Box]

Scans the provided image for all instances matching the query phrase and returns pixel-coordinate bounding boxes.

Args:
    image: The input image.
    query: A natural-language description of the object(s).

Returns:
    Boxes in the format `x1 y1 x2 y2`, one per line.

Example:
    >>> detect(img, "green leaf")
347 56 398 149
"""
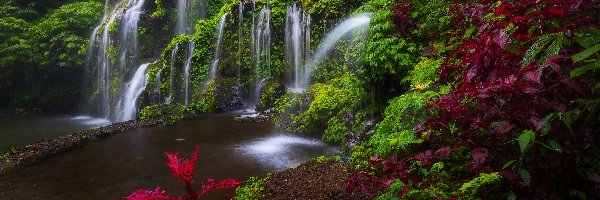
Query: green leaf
570 60 600 78
464 27 476 38
542 33 565 59
502 160 517 169
547 140 562 153
522 35 552 67
518 168 531 186
518 130 535 153
542 113 556 135
575 28 600 48
572 44 600 62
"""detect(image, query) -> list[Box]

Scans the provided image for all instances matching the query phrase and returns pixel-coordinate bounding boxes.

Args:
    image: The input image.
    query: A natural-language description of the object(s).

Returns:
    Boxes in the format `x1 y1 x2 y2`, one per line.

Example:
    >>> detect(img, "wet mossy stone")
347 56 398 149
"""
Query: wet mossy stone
208 78 243 112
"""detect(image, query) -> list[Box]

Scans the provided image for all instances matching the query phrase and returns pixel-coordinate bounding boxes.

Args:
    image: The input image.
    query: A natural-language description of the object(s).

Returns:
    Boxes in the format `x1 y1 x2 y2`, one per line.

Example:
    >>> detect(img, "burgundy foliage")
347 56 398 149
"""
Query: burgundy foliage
126 146 243 200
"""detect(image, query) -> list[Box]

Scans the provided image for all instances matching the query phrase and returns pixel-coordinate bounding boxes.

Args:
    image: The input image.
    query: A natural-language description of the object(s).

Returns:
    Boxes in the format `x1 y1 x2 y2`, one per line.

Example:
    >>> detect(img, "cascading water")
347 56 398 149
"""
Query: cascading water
183 43 195 106
82 0 146 121
286 12 372 92
176 0 206 34
306 13 372 76
248 6 271 107
284 3 311 92
175 0 205 105
154 69 162 104
167 43 179 104
117 63 152 121
207 13 230 86
238 2 244 81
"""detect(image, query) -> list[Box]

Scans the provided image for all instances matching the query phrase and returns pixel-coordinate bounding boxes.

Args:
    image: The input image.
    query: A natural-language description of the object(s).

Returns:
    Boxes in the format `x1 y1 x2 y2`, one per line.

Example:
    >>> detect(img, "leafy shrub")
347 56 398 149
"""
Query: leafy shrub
235 176 268 200
289 74 367 140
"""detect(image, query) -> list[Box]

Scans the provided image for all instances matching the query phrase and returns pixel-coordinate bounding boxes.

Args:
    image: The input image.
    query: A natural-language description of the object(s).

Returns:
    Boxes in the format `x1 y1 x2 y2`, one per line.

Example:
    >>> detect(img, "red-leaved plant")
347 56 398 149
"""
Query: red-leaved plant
125 146 243 200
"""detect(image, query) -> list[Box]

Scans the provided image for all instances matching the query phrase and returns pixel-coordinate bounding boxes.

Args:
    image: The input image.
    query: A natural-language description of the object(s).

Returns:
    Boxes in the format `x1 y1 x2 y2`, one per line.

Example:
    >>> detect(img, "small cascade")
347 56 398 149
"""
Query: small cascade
284 3 311 92
154 69 162 104
167 43 179 104
83 0 147 121
207 13 230 86
183 42 195 106
237 2 244 81
247 6 271 108
118 63 152 121
176 0 206 34
306 13 372 72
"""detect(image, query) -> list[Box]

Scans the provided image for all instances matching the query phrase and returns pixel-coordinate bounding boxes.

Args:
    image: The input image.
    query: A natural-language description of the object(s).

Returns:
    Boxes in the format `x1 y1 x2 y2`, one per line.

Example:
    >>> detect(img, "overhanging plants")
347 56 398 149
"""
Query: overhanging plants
125 146 243 200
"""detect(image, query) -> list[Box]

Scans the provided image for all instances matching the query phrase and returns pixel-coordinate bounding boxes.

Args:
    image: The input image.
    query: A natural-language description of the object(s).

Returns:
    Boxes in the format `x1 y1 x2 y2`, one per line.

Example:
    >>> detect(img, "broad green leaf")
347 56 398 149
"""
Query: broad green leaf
518 130 535 153
542 33 565 59
570 61 600 78
575 28 600 48
522 35 552 67
572 44 600 62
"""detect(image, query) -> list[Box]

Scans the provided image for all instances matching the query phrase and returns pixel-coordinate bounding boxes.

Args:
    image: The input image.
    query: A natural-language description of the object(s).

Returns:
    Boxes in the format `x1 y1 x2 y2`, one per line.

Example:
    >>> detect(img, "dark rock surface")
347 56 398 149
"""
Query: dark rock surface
214 78 243 112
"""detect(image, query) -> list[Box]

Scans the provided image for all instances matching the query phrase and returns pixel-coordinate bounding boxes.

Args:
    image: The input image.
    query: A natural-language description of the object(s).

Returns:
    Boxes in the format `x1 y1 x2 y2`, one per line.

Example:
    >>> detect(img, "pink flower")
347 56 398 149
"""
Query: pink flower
165 146 199 183
125 187 170 200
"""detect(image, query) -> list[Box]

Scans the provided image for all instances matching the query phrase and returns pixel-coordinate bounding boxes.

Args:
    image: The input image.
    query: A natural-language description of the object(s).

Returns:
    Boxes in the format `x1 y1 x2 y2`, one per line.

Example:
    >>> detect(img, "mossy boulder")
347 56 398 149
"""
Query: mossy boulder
203 78 243 112
257 78 286 112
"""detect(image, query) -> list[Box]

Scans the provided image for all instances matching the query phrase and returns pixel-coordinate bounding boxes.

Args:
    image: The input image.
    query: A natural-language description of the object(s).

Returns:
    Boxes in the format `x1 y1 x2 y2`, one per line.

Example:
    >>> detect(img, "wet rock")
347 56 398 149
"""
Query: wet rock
235 113 270 123
210 78 243 112
0 118 167 174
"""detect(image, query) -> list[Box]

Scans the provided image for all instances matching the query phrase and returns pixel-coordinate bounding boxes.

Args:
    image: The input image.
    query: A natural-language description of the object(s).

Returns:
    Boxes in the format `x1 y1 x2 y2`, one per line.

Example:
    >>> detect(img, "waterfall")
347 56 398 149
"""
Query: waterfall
306 13 372 73
183 42 194 106
83 0 146 121
207 13 230 86
118 63 152 121
247 6 271 107
176 0 206 34
287 12 372 92
167 43 179 104
284 3 311 92
238 2 244 81
154 69 162 104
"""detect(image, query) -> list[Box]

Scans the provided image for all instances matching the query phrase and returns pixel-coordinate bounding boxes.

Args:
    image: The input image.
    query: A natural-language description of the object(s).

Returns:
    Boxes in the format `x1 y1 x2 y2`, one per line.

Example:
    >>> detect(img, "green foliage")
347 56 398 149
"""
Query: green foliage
151 0 167 18
235 176 268 200
200 80 217 112
518 130 535 153
290 74 366 136
258 79 285 111
312 155 341 164
362 91 438 157
0 0 103 109
459 172 502 197
140 103 188 124
522 33 566 67
323 117 347 143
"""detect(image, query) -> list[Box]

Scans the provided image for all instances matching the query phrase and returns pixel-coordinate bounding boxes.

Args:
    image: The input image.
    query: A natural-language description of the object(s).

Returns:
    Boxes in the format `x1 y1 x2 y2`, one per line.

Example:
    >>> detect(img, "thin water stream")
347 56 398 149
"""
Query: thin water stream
0 114 337 199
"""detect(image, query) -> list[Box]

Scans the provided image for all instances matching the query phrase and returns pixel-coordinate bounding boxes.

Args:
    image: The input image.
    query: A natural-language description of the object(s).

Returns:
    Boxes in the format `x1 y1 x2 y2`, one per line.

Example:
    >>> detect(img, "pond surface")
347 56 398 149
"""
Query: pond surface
0 115 109 153
0 114 338 199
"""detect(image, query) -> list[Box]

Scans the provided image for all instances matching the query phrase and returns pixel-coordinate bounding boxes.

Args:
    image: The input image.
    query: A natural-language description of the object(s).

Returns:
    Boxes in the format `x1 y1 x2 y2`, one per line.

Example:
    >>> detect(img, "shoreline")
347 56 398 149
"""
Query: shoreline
0 118 167 174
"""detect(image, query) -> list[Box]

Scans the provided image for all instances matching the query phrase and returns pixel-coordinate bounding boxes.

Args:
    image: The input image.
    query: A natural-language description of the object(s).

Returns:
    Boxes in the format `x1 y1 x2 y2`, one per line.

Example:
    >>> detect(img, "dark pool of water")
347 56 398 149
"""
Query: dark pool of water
0 114 338 199
0 115 109 153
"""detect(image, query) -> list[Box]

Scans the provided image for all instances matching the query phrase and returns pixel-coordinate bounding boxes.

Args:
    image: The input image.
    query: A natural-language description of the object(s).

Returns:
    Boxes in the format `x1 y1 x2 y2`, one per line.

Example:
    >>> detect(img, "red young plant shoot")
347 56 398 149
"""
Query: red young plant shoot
125 146 243 200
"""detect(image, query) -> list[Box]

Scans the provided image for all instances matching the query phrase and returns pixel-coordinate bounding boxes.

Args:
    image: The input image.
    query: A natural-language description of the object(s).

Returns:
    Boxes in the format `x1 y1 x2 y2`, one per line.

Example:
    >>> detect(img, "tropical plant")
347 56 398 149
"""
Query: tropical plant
126 146 243 200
